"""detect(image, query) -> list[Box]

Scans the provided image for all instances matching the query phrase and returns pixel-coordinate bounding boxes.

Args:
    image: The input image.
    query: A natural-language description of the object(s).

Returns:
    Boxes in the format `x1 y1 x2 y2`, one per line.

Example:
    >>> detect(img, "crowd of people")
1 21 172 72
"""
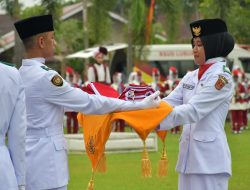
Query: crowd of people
230 67 250 134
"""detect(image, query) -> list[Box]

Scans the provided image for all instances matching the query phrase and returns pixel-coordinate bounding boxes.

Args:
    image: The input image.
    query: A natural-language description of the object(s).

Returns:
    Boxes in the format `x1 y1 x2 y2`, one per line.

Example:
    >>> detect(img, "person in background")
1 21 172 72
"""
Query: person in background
240 72 249 130
159 18 235 190
111 72 126 132
0 61 27 190
14 14 160 190
230 69 245 134
75 71 83 87
87 47 111 84
136 71 147 86
151 67 165 98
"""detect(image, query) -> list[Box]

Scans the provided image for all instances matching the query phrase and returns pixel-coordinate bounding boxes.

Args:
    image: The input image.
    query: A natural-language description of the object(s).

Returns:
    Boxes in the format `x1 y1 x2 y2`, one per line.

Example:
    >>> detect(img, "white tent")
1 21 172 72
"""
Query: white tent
66 43 128 59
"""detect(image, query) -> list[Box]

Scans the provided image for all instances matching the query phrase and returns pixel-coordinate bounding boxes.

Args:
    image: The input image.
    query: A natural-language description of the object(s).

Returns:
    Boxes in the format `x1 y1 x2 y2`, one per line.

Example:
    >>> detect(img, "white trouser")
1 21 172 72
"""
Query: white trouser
178 173 229 190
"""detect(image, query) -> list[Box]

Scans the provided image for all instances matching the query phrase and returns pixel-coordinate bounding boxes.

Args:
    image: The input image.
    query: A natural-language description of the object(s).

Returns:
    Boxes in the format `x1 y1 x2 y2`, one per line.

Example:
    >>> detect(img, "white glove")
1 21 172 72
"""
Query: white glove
18 185 25 190
139 91 161 109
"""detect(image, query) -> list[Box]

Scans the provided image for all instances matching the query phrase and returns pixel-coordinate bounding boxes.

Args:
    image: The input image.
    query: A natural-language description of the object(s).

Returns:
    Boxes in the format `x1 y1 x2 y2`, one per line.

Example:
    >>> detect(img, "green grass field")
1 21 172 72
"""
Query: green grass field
68 123 250 190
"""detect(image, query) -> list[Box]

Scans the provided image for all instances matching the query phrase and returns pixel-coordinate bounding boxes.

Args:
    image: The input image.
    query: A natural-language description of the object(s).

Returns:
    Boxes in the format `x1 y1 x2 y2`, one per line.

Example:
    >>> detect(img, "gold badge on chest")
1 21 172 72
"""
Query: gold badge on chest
51 75 63 87
215 75 228 90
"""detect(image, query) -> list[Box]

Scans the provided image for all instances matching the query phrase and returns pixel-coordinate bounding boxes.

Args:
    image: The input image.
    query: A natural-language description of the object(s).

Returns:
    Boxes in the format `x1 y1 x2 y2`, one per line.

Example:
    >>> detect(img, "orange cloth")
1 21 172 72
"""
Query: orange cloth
77 101 173 170
157 130 168 142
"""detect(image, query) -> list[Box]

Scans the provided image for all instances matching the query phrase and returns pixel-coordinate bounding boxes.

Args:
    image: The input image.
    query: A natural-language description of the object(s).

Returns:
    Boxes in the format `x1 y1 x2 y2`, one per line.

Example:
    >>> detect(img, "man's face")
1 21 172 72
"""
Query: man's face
192 37 206 65
41 31 56 58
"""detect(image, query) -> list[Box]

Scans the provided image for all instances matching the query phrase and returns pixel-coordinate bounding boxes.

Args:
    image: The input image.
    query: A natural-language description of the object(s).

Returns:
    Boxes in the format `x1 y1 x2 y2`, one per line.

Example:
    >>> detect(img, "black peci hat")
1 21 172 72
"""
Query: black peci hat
190 18 227 38
14 15 54 40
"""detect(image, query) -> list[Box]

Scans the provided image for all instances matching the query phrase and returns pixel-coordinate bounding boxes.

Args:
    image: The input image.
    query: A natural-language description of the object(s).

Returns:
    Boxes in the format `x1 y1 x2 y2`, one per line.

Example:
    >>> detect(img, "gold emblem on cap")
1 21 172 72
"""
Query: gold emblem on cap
192 26 201 36
51 75 63 86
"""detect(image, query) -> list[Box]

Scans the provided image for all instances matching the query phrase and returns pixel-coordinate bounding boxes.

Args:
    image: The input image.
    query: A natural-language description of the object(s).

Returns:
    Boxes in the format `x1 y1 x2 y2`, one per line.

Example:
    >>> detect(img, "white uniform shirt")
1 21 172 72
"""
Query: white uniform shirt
0 62 26 189
87 63 111 83
160 57 233 175
19 58 151 189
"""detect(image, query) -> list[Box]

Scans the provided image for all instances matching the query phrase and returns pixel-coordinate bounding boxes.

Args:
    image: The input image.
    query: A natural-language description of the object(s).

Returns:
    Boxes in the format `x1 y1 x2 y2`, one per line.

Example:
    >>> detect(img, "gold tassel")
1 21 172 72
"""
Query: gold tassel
87 170 94 190
157 142 168 177
141 140 152 178
96 153 106 173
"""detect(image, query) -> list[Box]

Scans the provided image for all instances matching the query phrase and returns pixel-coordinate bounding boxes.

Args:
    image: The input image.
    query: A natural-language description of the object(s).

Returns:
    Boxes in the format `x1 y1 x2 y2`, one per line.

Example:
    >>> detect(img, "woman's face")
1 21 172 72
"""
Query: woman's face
192 37 206 66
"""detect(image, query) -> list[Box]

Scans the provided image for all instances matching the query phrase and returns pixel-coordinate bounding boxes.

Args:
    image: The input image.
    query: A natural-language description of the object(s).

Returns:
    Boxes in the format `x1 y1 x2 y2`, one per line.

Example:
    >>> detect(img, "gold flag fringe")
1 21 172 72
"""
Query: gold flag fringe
157 141 168 177
87 169 95 190
141 140 152 177
96 153 107 173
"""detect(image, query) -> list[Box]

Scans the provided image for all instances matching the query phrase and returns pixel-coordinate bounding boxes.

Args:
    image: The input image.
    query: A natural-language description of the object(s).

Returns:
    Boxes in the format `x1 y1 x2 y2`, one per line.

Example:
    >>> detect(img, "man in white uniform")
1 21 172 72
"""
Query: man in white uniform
159 18 235 190
0 61 26 190
14 15 160 190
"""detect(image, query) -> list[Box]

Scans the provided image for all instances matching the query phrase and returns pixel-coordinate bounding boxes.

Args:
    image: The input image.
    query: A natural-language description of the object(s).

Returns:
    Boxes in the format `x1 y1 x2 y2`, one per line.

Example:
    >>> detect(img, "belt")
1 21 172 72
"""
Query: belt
26 127 64 138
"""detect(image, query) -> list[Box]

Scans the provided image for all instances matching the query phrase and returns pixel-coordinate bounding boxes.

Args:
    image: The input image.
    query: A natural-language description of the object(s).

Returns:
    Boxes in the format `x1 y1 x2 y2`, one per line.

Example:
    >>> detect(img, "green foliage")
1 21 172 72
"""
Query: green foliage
151 22 167 44
199 0 250 43
227 0 250 43
88 0 116 44
21 5 45 18
158 0 181 43
200 0 232 21
0 0 20 17
129 0 147 45
66 59 85 73
56 19 84 54
181 0 201 23
56 19 85 72
41 0 62 28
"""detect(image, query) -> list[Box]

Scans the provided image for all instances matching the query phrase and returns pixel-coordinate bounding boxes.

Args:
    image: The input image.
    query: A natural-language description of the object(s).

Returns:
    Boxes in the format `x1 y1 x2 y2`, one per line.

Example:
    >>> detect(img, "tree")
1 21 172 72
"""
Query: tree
21 5 45 18
88 0 116 45
199 0 232 21
198 0 250 43
41 0 62 28
227 0 250 43
157 0 181 43
56 19 85 73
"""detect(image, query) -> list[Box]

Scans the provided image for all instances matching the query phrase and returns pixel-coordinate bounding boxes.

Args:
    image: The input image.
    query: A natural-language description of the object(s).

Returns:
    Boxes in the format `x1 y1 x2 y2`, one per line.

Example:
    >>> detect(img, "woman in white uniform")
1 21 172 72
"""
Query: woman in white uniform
159 18 235 190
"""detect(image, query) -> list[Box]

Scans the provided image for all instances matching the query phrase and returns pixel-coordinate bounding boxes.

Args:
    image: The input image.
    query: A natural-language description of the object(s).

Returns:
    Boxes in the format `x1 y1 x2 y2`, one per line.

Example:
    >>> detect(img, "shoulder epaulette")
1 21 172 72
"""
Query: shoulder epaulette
223 65 231 75
41 65 52 71
0 61 16 67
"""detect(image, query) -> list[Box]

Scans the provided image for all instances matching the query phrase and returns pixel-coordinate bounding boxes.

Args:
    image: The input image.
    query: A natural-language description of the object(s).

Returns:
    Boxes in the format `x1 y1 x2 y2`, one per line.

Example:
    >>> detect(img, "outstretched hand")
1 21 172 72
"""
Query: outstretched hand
140 91 161 109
